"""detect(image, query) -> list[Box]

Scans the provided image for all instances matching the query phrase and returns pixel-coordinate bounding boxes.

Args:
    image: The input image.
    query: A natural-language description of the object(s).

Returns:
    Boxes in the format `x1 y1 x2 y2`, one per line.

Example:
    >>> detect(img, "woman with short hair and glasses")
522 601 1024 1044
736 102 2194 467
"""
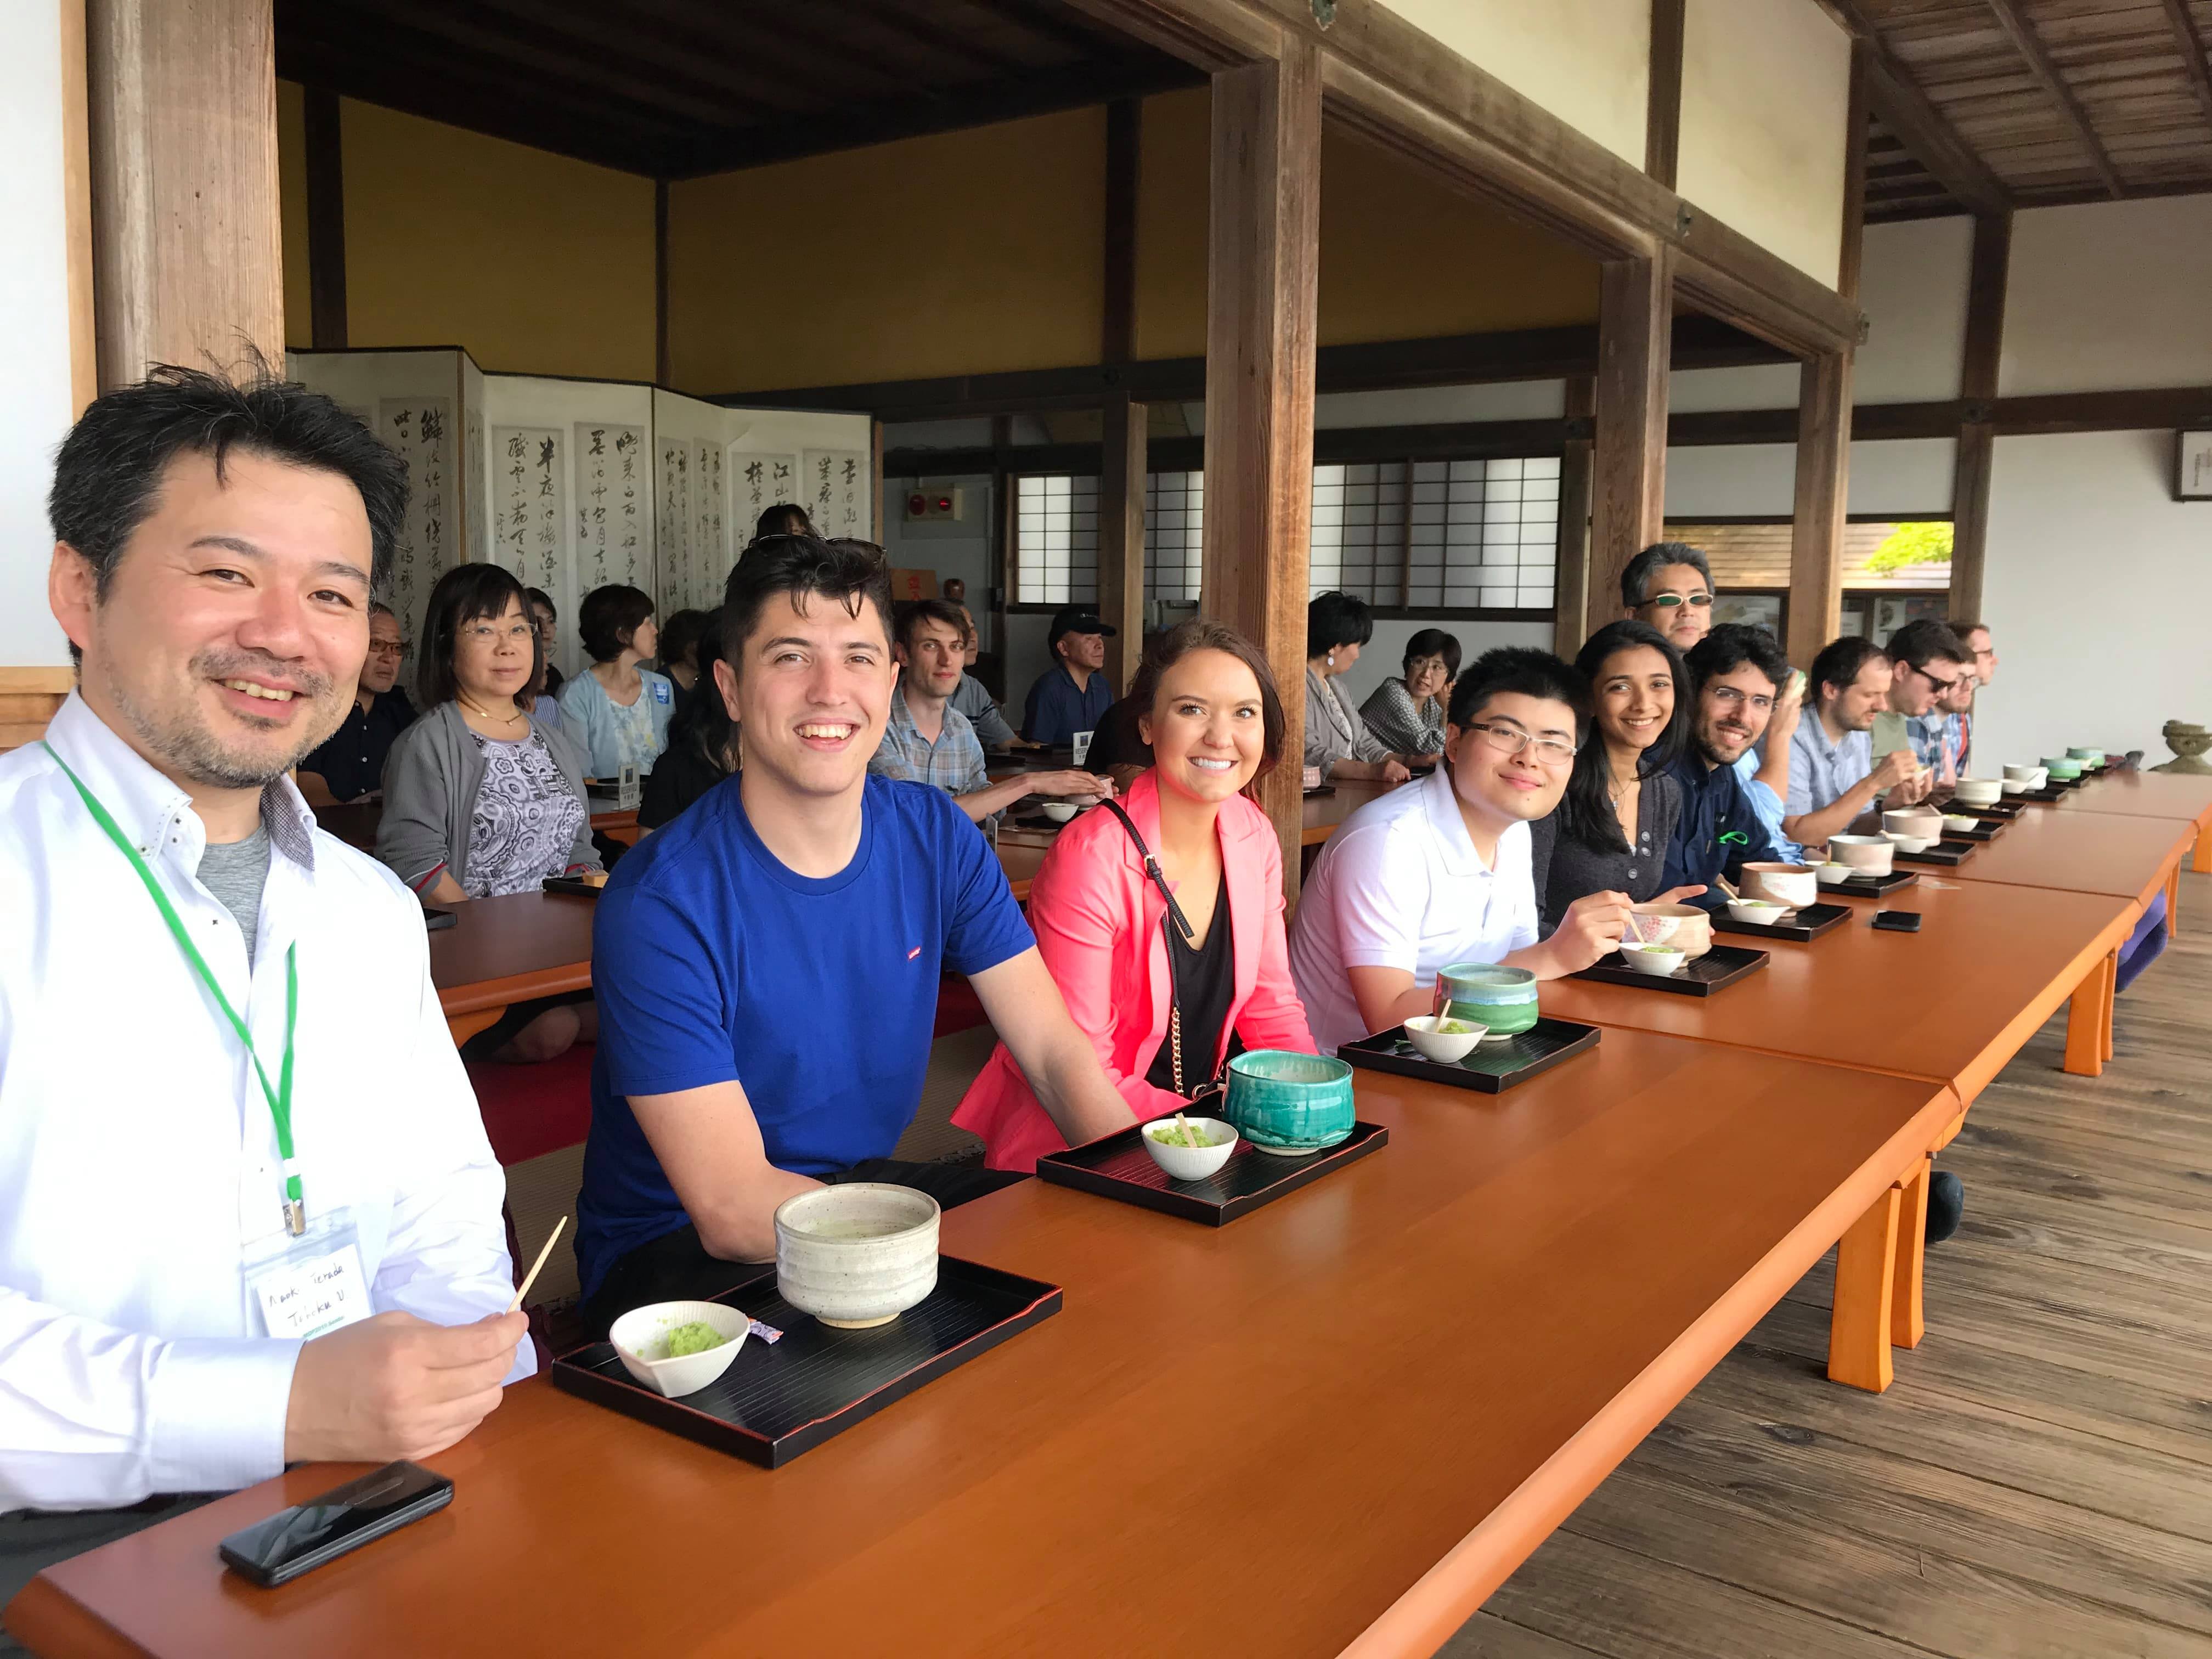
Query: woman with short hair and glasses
378 563 600 1062
1358 627 1459 759
1528 621 1707 930
1287 648 1639 1054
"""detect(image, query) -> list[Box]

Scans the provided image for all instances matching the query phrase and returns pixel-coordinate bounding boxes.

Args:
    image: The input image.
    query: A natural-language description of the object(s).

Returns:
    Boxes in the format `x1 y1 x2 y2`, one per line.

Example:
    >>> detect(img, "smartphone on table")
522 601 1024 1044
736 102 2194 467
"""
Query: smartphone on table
218 1461 453 1587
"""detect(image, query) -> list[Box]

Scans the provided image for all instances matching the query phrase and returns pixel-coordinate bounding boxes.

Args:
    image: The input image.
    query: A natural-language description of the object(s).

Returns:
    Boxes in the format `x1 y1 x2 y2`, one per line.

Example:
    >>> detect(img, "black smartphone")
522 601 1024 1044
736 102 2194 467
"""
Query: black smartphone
218 1462 453 1588
1872 910 1922 933
422 907 458 931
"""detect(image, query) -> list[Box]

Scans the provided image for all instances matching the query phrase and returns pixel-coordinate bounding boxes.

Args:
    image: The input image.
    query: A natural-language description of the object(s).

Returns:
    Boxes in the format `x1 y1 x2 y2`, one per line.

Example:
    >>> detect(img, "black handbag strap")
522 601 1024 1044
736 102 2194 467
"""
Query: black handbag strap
1100 798 1194 942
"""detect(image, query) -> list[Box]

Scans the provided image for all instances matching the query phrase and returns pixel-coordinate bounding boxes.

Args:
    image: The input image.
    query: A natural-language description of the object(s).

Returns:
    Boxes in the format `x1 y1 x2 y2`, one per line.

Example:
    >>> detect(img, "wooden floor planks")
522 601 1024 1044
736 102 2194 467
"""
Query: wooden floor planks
1451 870 2212 1658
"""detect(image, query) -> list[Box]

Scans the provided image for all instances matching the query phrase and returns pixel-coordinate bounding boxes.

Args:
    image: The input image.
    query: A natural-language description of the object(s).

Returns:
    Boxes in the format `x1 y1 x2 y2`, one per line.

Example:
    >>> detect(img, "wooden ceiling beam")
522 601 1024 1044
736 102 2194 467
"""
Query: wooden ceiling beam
1819 0 2011 218
471 0 818 119
2154 0 2212 141
1982 0 2127 198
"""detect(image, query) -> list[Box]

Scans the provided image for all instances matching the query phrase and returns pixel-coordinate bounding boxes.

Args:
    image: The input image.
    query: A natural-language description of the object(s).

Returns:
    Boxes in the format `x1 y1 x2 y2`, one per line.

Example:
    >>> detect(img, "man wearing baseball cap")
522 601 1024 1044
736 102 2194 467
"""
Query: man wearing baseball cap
1023 605 1117 747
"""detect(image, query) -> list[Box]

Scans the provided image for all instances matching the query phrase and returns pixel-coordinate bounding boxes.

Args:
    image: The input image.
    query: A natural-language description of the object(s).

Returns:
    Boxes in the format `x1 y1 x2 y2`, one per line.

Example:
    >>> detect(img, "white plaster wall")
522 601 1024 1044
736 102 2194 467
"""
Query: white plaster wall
1973 430 2212 771
1370 0 1650 167
1662 438 1956 518
2000 196 2212 396
1677 0 1852 286
1669 363 1801 415
1316 379 1566 428
1855 217 1971 404
1 2 78 666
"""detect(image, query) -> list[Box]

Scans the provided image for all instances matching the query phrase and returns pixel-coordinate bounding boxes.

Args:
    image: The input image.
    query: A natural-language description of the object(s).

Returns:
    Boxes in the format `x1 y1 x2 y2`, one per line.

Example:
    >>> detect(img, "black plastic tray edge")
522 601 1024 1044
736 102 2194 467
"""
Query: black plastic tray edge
541 876 604 899
1340 1019 1601 1095
1820 869 1922 898
1711 901 1850 942
1573 943 1769 997
1036 1121 1388 1226
549 1259 1062 1469
1895 843 1974 866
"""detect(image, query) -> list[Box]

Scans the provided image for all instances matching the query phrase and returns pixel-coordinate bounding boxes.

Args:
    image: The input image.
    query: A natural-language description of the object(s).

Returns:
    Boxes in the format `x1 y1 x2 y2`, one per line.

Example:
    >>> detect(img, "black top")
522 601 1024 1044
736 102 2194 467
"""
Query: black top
543 664 567 700
1526 769 1684 933
1083 694 1153 773
1143 881 1237 1097
297 687 416 802
637 740 732 830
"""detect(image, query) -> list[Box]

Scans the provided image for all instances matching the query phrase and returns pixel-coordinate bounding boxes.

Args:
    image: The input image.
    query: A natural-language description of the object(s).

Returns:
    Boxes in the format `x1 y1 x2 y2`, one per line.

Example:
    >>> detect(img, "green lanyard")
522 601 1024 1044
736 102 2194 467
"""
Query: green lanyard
43 742 306 1235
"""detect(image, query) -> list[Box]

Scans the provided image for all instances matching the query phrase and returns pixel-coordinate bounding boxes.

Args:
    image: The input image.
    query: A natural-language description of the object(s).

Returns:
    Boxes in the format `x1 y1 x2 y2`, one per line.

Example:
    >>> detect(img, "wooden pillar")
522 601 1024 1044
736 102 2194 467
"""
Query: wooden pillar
303 87 346 350
86 0 283 387
1588 255 1671 640
1201 43 1321 895
1553 376 1595 658
654 179 672 387
1950 212 2011 623
1098 395 1148 693
1788 351 1853 669
1644 0 1685 189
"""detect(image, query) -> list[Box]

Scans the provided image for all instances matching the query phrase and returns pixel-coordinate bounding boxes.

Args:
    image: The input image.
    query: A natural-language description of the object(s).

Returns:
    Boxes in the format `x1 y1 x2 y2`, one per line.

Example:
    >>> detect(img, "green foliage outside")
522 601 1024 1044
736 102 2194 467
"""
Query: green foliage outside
1865 521 1953 575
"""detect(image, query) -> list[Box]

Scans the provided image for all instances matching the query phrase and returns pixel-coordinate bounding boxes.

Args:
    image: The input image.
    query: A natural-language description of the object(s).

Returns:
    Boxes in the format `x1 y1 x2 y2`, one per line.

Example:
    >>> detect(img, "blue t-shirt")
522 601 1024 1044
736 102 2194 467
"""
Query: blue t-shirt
576 774 1035 1299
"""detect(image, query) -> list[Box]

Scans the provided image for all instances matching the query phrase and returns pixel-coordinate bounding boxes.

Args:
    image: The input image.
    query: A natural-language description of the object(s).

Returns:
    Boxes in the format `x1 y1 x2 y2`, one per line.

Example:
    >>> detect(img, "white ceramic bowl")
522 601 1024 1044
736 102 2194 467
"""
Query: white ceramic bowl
1403 1013 1486 1063
1884 832 1938 853
608 1300 752 1398
774 1184 940 1329
1827 834 1896 875
1816 862 1853 885
1040 801 1080 823
1883 809 1945 838
1629 901 1712 958
1140 1115 1239 1181
2000 778 2028 795
1620 944 1686 976
1953 778 2002 806
1942 814 1979 834
1725 897 1790 927
1741 861 1818 909
2004 763 2046 784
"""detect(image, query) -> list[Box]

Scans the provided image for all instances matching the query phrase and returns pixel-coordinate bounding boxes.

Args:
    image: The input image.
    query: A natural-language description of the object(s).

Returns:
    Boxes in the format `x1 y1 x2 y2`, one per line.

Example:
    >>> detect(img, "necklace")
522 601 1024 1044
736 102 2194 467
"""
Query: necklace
459 694 526 730
1607 767 1638 804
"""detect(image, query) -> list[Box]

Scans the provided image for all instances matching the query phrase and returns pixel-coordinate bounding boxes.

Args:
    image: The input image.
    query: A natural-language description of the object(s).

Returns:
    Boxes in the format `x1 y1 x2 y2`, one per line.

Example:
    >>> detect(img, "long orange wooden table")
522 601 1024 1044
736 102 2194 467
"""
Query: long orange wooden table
1303 777 1395 845
1937 802 2193 934
428 889 596 1046
1539 876 2138 1102
2051 767 2212 874
5 1035 1956 1659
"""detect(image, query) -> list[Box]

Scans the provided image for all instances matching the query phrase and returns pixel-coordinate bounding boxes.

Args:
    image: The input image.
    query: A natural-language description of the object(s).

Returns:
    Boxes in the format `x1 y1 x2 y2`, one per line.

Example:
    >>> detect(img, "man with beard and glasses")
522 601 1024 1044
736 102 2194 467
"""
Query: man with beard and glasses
1660 624 1791 911
0 368 528 1620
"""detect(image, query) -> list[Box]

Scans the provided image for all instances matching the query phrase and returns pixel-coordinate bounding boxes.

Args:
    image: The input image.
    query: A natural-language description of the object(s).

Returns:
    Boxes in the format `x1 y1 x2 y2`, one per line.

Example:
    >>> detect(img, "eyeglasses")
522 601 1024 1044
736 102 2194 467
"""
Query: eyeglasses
1708 685 1774 715
366 639 409 658
1643 592 1714 610
1465 720 1578 766
1909 662 1959 695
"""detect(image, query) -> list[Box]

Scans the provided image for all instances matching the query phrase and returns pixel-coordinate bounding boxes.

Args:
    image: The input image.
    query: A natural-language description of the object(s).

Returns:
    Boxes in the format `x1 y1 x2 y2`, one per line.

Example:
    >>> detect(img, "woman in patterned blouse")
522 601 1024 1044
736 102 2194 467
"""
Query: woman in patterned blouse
1358 627 1459 760
378 562 601 1062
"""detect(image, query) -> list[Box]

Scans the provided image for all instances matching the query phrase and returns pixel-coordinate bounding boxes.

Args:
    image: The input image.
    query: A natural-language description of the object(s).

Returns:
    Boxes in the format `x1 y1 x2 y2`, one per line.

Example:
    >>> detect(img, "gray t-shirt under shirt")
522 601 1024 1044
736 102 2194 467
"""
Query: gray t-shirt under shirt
198 825 272 967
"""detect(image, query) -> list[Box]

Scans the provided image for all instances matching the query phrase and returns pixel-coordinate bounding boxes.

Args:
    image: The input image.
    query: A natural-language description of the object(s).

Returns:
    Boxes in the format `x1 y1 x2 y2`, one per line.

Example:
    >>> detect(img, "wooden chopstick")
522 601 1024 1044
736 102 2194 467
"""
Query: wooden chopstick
507 1216 567 1314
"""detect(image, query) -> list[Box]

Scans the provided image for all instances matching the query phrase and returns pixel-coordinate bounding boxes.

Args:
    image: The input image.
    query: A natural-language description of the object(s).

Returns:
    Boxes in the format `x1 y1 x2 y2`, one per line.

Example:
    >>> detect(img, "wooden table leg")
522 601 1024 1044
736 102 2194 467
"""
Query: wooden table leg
1890 1158 1929 1350
446 1007 505 1049
1829 1184 1900 1393
2166 862 2181 939
2063 953 2111 1077
2102 947 2117 1062
2193 830 2210 875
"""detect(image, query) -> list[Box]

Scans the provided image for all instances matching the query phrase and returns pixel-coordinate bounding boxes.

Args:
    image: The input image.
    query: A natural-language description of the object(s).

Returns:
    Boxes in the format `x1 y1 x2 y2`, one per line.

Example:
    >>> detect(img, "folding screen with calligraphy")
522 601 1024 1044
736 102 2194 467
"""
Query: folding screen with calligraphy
493 428 568 657
802 449 871 540
655 438 693 619
574 422 648 596
377 398 454 668
730 452 798 547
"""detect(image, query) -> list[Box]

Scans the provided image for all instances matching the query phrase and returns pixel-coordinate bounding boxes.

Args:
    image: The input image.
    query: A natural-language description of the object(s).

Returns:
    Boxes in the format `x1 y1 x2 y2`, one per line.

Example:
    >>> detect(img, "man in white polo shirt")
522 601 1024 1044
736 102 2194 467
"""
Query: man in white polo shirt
1289 648 1635 1054
0 366 527 1617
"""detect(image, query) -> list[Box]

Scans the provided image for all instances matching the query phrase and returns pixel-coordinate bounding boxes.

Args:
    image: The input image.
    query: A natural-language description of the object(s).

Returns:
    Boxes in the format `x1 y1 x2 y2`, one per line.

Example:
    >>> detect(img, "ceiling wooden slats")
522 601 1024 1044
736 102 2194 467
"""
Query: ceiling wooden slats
1844 0 2212 219
272 0 1204 180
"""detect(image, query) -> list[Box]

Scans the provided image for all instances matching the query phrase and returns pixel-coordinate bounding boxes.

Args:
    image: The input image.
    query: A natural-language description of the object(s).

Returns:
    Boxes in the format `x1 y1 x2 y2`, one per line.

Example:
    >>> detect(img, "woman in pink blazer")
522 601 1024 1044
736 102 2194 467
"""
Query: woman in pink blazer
955 621 1318 1171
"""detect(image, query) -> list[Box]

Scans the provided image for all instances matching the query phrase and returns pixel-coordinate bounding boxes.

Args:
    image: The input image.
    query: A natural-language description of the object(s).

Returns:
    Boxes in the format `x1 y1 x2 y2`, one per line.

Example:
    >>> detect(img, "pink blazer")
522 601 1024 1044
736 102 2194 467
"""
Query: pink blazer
953 770 1318 1171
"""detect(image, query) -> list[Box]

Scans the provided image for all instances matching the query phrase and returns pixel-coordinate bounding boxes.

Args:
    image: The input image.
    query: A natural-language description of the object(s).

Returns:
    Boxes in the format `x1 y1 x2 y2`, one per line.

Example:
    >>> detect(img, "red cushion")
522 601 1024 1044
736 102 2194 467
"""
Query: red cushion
934 977 988 1038
467 1041 596 1166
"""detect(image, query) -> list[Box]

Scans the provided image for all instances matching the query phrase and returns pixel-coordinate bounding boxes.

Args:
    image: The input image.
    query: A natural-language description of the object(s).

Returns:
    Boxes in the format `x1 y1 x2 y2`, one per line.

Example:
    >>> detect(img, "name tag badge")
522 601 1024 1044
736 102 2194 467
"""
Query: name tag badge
244 1207 373 1342
1071 730 1094 766
653 679 672 704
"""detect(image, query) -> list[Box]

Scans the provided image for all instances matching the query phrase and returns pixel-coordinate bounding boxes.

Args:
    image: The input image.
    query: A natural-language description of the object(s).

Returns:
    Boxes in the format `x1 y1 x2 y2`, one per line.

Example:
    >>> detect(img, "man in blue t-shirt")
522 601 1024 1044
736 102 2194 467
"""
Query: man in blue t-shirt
578 538 1136 1333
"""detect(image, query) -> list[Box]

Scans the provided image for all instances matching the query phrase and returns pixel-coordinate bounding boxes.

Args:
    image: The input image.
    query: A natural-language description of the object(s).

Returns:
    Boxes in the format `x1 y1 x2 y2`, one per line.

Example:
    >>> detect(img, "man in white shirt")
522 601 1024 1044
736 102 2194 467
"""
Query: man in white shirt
1288 648 1632 1053
0 367 526 1610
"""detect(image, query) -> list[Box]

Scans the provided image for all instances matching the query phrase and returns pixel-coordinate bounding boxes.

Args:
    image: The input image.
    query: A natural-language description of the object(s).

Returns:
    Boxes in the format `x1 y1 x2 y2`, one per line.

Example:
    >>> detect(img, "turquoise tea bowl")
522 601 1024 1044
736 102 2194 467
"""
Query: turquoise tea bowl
2066 747 2105 766
1436 962 1539 1037
2042 757 2083 779
1224 1051 1355 1158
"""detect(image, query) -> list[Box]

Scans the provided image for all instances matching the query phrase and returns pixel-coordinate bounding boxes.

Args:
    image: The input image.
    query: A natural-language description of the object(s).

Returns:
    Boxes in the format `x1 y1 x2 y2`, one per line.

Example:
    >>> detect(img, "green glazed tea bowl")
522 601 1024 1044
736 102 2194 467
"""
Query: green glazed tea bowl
1436 962 1539 1037
2042 757 2083 779
1224 1051 1355 1156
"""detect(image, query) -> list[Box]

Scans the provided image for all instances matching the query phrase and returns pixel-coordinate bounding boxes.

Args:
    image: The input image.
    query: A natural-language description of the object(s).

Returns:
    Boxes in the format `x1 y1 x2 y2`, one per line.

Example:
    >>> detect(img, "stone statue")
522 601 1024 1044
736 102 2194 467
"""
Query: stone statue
2153 720 2212 775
